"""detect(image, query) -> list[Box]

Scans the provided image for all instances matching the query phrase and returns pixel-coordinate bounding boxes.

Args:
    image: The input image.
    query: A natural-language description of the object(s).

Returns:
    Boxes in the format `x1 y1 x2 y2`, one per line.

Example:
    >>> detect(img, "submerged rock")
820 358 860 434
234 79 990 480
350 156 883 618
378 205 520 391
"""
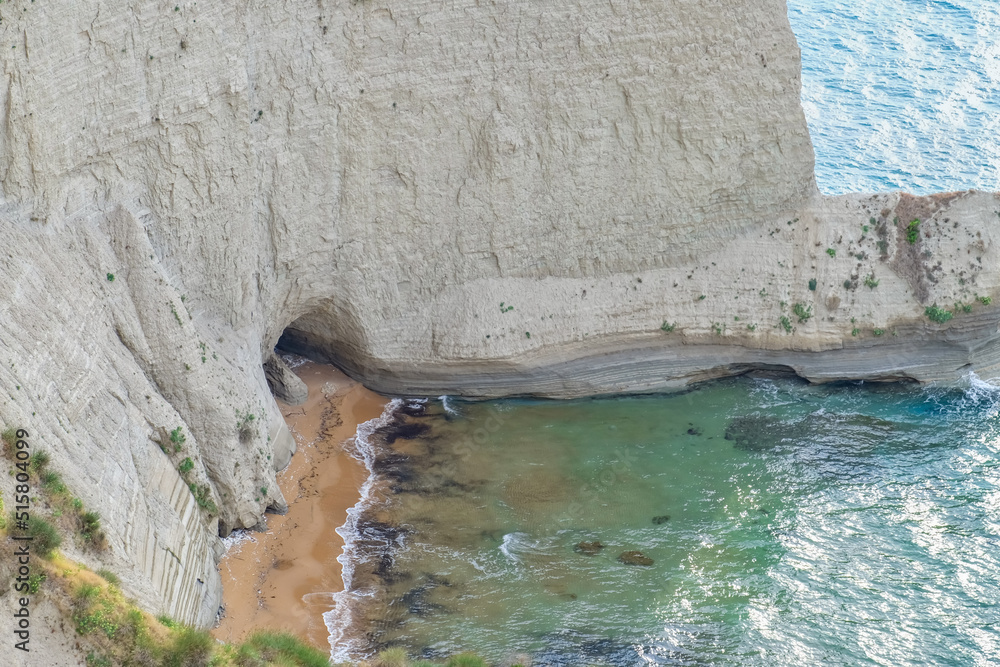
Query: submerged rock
573 541 604 556
617 550 654 566
652 515 670 525
381 420 431 443
725 414 799 451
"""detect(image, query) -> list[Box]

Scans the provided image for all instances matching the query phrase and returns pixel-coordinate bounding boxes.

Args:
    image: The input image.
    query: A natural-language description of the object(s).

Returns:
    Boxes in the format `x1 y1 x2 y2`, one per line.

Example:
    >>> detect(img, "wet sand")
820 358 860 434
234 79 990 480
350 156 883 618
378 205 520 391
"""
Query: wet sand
212 360 387 650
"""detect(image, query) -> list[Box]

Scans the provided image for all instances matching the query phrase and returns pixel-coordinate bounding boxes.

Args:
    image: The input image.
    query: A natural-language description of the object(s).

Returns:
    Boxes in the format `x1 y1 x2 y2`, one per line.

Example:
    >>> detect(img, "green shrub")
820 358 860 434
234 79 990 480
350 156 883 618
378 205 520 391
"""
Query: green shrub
864 274 879 289
826 248 836 258
178 457 194 475
808 278 817 291
30 450 50 474
73 584 117 638
22 515 62 558
925 305 953 324
660 321 677 333
906 219 920 244
157 615 178 629
163 626 213 667
792 303 812 323
96 569 120 586
779 316 792 333
188 483 218 514
169 427 186 451
873 329 884 336
979 295 993 306
27 571 45 594
42 470 67 495
80 511 102 541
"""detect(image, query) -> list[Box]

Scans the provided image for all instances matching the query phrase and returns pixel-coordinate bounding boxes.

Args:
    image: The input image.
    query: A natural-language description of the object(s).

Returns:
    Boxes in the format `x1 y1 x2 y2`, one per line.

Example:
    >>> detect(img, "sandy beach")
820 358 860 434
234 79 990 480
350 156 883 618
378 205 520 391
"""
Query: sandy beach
212 360 387 651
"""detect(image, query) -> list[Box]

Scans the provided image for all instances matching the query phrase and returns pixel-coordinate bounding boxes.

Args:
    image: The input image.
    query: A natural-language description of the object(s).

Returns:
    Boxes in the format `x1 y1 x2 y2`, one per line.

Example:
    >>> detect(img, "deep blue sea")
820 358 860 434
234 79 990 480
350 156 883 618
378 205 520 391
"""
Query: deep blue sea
788 0 1000 194
329 4 1000 665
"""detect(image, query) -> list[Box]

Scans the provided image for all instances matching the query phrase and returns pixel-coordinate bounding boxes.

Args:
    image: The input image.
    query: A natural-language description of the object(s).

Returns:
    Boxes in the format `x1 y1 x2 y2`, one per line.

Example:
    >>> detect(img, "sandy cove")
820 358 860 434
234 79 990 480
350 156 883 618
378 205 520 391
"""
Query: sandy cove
212 360 388 650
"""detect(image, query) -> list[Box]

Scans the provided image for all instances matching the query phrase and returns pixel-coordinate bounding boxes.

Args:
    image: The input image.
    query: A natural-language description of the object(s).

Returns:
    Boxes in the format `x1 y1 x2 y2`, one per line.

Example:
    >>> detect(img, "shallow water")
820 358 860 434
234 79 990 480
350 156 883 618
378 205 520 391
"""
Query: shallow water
332 377 1000 665
788 0 1000 194
327 4 1000 663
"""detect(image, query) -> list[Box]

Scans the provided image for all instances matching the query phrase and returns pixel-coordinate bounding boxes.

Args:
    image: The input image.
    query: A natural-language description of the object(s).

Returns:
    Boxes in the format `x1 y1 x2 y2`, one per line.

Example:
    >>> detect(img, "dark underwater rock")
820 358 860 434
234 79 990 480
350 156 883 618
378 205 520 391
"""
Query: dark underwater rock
652 515 670 525
724 414 800 451
382 420 431 443
574 541 604 555
617 550 654 566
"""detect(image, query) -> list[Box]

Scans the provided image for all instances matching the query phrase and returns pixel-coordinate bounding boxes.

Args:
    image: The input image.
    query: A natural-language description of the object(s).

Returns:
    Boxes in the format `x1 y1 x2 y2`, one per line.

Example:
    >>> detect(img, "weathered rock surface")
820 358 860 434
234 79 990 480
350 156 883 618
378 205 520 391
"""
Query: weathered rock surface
0 0 996 659
264 352 309 405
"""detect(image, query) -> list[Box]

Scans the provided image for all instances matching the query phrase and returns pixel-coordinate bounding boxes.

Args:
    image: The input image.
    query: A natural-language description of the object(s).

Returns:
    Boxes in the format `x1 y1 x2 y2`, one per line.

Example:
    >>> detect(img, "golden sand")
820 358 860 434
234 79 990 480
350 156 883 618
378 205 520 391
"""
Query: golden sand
211 361 387 650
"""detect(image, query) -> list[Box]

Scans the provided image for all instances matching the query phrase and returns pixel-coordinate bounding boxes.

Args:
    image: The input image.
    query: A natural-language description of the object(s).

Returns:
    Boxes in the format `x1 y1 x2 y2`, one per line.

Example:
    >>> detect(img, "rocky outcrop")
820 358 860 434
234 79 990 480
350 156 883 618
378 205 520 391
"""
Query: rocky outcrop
264 352 309 405
0 0 997 647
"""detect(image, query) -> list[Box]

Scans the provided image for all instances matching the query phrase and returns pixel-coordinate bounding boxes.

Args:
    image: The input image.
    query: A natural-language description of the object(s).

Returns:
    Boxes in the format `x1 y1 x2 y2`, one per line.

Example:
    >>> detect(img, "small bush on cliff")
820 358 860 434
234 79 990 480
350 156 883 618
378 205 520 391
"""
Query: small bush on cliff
792 303 812 323
17 515 62 558
906 219 921 244
163 626 213 667
169 427 186 452
925 305 953 324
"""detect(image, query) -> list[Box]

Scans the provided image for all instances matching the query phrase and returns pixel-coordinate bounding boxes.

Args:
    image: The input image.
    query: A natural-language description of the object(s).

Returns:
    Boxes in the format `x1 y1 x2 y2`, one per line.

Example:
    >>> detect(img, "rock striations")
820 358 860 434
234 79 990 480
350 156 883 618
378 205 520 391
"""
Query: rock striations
0 0 997 654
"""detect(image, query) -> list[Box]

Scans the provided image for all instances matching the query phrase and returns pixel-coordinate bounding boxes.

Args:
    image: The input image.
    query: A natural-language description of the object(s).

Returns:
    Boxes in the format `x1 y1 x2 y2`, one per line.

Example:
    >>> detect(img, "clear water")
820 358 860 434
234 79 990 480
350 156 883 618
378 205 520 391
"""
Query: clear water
335 377 1000 665
787 0 1000 194
328 4 1000 665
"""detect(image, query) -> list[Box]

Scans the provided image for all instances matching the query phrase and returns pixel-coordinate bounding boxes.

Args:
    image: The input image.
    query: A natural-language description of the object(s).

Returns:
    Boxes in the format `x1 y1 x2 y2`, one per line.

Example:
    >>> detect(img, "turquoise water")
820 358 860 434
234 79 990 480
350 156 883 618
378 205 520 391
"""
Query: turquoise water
787 0 1000 194
327 4 1000 664
334 377 1000 665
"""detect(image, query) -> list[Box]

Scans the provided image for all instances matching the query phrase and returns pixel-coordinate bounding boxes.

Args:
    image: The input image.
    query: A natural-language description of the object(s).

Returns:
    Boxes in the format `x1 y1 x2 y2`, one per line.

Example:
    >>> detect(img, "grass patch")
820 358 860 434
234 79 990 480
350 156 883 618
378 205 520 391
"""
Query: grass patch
96 569 119 586
237 631 332 666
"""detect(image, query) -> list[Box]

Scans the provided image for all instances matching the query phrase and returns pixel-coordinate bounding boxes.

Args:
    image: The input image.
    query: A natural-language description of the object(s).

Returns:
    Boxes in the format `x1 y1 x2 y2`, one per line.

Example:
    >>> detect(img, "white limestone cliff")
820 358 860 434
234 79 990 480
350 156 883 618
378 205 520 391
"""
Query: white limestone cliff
0 0 997 657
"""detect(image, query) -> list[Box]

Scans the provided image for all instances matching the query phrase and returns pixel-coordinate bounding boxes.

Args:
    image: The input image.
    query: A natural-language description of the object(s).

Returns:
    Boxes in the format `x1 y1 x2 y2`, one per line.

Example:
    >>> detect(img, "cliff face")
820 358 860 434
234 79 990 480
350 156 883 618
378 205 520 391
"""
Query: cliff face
0 0 996 643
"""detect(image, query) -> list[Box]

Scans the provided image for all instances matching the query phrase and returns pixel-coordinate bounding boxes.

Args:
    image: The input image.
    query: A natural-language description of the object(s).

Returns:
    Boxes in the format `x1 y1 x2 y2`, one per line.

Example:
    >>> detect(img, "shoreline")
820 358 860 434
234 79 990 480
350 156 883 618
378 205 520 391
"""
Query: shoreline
211 359 388 651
